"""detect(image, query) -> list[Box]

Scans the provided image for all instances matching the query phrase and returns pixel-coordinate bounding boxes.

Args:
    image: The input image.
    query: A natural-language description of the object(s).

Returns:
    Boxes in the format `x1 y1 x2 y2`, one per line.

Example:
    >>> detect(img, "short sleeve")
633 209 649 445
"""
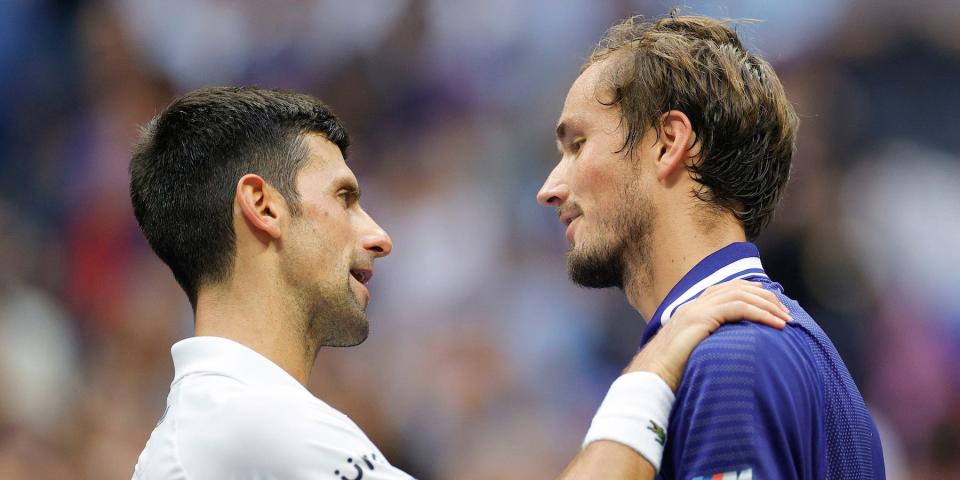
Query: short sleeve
661 323 825 480
177 384 415 480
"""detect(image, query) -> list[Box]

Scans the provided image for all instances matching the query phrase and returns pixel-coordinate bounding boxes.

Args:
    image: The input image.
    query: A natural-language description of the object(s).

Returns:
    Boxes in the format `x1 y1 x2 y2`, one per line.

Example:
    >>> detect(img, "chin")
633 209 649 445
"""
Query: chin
566 240 626 289
332 299 370 346
328 324 369 347
305 285 371 348
319 317 369 347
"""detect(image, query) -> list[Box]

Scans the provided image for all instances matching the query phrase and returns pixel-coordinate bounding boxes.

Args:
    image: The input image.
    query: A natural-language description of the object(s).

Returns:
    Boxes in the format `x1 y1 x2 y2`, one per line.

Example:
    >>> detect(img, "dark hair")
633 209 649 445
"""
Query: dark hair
130 86 350 307
587 12 798 240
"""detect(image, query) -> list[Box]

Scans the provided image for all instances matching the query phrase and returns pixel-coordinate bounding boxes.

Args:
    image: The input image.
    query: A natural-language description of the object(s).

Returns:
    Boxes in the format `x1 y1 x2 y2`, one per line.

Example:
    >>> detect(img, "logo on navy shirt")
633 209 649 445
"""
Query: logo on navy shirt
691 467 753 480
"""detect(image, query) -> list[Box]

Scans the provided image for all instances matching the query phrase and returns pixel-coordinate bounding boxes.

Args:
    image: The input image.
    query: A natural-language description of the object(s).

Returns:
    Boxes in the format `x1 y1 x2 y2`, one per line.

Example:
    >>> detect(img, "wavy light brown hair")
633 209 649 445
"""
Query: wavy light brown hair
587 12 798 240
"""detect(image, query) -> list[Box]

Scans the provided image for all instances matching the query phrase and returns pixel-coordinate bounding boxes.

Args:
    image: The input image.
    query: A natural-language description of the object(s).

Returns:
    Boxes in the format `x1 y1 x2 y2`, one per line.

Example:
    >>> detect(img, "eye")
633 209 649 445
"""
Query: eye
571 138 585 153
338 189 359 207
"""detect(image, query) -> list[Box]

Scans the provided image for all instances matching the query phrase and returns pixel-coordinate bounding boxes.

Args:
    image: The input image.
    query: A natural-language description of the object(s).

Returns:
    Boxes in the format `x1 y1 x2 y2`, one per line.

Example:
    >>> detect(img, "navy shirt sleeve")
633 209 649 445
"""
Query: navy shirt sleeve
660 322 825 480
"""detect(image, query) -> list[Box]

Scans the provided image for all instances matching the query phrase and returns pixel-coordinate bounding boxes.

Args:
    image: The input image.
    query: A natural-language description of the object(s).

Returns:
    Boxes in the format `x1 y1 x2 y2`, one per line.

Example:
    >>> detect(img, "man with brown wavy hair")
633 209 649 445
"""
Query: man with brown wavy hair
540 13 885 479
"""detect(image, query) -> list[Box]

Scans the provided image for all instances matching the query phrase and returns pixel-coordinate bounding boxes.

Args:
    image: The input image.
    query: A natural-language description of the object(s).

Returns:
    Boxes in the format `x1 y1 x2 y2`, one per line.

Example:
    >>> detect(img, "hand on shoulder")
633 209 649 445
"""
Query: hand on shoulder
626 280 791 391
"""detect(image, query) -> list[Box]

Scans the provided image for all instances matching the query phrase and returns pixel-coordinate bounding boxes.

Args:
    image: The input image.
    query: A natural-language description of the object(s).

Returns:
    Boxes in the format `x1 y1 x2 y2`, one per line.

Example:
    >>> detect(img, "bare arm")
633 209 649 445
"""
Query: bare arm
558 281 791 480
560 440 658 479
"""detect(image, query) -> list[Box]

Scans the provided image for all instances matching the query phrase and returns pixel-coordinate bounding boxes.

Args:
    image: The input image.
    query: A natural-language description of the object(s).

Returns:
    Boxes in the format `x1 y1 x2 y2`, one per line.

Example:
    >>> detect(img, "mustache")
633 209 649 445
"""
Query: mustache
556 203 582 219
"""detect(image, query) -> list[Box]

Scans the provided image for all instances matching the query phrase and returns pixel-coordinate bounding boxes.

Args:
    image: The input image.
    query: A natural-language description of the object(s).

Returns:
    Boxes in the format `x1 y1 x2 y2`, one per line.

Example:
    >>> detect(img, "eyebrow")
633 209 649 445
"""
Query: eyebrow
555 117 584 154
556 121 574 155
336 178 361 198
556 115 586 141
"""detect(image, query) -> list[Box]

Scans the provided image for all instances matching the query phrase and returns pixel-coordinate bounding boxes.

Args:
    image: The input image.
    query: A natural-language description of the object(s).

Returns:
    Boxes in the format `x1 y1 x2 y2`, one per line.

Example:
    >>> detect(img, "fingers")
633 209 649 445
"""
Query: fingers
629 281 792 390
700 279 757 297
719 301 787 330
739 283 787 310
728 287 792 322
702 281 791 321
703 279 766 297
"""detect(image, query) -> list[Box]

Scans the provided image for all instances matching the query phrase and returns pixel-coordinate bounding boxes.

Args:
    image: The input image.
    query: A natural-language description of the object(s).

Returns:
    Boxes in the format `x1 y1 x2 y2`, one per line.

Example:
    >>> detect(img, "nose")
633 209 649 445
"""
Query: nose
537 164 570 207
360 213 393 258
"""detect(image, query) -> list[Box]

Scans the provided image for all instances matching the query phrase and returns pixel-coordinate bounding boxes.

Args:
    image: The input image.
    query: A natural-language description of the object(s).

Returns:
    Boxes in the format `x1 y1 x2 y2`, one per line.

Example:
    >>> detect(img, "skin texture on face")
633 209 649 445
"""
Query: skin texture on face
538 61 658 290
280 133 392 350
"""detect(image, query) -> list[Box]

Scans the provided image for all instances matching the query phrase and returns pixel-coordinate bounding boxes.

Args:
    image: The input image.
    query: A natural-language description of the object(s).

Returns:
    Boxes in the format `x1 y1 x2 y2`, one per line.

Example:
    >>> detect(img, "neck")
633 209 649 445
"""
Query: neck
623 215 746 321
194 275 315 387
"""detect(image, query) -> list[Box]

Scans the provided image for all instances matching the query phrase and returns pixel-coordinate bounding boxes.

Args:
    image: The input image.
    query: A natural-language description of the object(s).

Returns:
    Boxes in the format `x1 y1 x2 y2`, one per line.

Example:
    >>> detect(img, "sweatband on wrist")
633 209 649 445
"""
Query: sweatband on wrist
582 371 675 472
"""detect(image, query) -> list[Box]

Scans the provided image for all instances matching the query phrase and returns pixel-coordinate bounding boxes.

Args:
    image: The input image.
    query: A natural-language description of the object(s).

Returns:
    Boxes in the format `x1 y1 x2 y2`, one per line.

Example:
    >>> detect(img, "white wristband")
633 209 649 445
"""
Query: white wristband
582 371 675 472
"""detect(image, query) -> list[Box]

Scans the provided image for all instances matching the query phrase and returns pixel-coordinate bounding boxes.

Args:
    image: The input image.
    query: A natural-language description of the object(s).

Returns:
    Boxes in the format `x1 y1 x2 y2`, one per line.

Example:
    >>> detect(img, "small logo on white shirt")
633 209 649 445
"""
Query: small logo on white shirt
334 453 381 480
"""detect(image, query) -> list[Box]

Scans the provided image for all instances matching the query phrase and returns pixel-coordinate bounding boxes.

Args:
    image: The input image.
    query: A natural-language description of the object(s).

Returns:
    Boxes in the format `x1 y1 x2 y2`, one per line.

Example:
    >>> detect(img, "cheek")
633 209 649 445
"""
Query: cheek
572 146 624 195
573 157 625 215
294 210 351 259
573 156 640 242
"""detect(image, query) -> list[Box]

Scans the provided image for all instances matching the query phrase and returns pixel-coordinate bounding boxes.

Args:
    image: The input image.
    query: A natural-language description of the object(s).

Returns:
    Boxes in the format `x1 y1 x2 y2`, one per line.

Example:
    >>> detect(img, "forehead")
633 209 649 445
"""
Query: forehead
298 132 355 183
557 59 618 131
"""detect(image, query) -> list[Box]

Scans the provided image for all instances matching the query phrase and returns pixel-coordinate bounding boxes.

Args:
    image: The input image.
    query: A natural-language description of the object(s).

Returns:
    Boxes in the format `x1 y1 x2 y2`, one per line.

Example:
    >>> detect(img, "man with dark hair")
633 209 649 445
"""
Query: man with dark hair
540 13 885 480
130 86 406 478
129 85 790 479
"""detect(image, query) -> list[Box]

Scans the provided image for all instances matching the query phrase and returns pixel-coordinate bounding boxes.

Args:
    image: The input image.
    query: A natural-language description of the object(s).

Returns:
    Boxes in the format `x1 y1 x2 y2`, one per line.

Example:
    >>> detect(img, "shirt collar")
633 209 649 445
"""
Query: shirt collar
172 336 305 390
640 242 769 346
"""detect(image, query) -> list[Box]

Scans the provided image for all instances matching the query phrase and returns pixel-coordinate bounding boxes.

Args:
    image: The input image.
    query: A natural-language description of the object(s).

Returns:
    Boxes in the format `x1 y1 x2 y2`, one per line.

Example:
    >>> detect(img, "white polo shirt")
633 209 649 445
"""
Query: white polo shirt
132 336 414 479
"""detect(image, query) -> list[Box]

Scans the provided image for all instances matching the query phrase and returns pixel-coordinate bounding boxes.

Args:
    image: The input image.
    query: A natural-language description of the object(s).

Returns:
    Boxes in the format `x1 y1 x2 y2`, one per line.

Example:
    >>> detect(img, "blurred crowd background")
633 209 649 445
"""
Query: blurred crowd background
1 0 959 478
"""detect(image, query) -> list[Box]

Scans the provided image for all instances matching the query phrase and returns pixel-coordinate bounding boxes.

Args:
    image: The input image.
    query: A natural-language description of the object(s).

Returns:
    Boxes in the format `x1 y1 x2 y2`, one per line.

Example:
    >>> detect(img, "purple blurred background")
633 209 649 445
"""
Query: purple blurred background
1 0 959 478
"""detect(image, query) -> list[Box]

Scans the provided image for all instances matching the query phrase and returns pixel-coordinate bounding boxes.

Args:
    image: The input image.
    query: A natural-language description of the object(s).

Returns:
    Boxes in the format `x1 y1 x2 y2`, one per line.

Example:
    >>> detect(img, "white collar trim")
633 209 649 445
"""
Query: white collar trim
660 257 767 326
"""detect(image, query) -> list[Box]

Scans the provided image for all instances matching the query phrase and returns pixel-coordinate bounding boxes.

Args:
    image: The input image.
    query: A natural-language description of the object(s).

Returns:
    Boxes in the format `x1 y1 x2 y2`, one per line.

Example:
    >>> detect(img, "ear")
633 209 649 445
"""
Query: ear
236 174 285 240
654 110 699 182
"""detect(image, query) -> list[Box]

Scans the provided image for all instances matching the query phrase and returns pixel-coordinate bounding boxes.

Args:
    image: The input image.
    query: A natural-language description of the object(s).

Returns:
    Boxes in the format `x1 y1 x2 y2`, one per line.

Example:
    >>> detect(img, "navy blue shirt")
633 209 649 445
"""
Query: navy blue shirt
641 243 885 480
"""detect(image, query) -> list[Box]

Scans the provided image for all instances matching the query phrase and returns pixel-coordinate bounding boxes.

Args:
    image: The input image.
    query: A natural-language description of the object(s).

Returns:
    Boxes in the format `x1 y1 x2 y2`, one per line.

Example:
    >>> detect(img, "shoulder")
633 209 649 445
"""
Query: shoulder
674 319 823 422
664 321 825 478
685 317 818 384
174 377 376 477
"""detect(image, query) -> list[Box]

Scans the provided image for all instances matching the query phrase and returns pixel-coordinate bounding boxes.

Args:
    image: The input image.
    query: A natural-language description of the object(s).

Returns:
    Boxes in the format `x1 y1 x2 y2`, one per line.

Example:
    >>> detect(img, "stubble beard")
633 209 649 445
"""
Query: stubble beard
281 224 369 353
567 190 655 290
299 276 369 349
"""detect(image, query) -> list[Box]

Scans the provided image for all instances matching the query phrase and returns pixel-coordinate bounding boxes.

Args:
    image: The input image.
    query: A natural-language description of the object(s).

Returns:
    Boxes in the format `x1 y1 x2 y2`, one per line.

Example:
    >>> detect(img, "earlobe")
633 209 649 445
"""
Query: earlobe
236 174 283 240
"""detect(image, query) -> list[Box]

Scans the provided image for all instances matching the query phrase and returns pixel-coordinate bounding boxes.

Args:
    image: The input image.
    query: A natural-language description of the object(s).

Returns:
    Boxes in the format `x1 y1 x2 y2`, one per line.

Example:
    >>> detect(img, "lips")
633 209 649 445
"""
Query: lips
349 268 373 307
350 269 372 284
558 207 582 245
559 210 581 227
564 216 581 245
